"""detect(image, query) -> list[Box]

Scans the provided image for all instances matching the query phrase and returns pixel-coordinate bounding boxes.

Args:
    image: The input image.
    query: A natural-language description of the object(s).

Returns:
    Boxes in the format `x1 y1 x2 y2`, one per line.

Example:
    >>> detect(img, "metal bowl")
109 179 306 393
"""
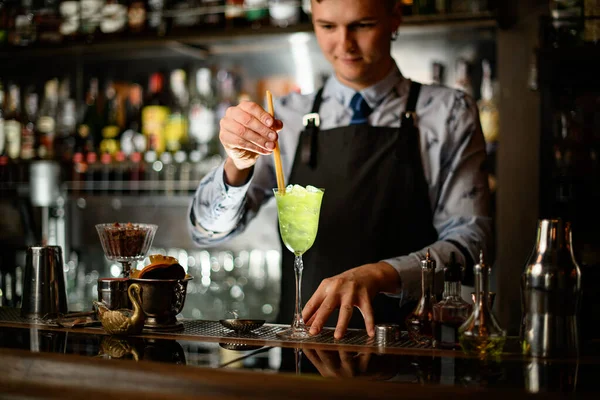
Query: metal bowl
129 276 193 331
219 319 265 333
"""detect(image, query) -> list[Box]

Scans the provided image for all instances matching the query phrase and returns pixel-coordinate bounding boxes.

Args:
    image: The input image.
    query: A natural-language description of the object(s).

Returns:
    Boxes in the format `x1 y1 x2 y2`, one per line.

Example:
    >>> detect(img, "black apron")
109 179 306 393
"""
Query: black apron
277 81 438 329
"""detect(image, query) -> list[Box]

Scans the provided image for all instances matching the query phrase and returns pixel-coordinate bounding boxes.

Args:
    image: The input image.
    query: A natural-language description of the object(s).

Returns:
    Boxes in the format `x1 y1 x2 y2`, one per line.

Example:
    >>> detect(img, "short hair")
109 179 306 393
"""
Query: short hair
314 0 399 11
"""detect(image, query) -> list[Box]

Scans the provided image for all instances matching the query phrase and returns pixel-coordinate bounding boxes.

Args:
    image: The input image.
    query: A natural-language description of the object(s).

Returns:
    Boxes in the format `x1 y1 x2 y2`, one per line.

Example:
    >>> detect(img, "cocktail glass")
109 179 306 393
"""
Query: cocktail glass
96 223 158 277
273 186 324 339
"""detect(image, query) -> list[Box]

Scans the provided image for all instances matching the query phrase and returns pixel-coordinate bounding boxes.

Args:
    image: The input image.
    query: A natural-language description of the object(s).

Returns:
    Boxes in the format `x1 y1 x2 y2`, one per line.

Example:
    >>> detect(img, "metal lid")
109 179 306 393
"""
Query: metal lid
374 324 400 344
420 249 436 270
474 250 489 273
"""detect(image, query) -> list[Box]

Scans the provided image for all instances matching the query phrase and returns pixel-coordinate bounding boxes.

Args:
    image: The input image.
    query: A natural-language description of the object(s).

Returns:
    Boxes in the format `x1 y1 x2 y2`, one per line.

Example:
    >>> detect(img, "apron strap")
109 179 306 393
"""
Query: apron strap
301 87 324 168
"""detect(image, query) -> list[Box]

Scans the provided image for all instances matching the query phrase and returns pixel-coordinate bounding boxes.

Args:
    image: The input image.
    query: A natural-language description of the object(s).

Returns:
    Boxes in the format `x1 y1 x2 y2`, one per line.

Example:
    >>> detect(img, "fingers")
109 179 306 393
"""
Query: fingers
220 103 281 155
309 297 337 336
357 297 375 337
334 302 354 340
302 285 327 324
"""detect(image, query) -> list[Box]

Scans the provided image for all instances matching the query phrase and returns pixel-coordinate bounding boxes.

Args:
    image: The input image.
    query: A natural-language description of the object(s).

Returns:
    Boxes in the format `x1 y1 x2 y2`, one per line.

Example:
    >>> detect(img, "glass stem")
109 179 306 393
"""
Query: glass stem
293 255 304 329
122 261 132 277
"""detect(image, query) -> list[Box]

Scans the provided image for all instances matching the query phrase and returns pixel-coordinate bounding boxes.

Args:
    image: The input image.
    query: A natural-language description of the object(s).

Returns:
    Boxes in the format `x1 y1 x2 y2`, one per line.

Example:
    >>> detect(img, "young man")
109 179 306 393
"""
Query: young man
188 0 492 340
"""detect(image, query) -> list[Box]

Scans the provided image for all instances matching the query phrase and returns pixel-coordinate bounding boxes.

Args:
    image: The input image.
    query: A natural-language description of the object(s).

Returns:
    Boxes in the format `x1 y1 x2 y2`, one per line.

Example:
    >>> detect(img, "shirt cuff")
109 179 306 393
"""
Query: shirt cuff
217 162 254 198
382 254 422 304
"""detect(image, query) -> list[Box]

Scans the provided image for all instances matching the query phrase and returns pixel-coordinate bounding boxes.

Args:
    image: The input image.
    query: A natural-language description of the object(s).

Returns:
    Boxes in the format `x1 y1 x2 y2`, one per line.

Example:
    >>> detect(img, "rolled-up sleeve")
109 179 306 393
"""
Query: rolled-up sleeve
383 91 493 303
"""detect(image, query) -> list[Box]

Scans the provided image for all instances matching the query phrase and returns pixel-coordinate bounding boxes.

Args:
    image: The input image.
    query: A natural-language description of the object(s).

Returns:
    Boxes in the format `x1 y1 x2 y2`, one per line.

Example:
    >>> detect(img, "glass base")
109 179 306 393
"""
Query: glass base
276 325 312 340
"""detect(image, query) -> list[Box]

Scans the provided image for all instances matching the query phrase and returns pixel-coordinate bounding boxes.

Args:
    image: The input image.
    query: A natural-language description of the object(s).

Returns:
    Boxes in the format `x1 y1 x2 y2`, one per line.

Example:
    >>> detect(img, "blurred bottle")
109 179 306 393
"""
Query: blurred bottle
4 83 22 161
37 79 59 160
165 69 189 153
55 78 77 164
84 150 98 192
76 77 101 154
431 61 445 85
201 0 226 29
142 72 170 154
453 58 473 97
128 151 143 193
550 0 584 47
121 82 145 156
0 1 9 46
36 0 63 44
269 0 299 27
59 0 81 42
99 151 112 192
100 0 128 38
401 0 413 16
10 0 37 46
71 151 86 194
80 0 105 42
170 0 201 34
301 0 310 17
189 67 217 156
0 82 4 156
433 253 472 349
20 88 38 162
147 0 167 36
113 150 127 194
127 0 147 34
99 79 121 156
245 0 269 29
144 149 160 193
160 151 175 195
225 0 246 27
478 59 499 146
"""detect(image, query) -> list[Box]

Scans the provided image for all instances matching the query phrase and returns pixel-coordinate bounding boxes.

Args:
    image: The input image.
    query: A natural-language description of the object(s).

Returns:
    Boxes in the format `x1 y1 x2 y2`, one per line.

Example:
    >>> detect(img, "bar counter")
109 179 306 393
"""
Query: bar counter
1 310 599 399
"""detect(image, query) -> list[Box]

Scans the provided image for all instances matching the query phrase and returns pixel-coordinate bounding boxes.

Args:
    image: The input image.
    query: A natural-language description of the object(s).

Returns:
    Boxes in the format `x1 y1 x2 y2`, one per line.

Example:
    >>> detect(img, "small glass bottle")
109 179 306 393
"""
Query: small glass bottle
459 251 506 359
433 252 472 349
405 249 437 345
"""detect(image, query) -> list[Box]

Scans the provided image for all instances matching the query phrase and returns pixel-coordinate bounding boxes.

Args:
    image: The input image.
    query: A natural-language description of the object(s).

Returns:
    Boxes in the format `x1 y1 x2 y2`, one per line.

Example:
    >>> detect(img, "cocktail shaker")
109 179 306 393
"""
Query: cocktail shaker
521 219 581 358
21 246 68 319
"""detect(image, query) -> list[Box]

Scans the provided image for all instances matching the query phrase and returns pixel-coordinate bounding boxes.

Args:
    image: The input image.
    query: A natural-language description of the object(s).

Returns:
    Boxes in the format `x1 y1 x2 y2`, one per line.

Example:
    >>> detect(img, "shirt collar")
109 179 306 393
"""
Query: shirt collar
322 62 405 110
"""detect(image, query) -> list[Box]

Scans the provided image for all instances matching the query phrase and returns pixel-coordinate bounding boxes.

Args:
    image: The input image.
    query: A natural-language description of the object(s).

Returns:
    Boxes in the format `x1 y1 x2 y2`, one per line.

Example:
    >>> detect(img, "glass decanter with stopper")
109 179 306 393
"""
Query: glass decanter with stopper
459 251 506 358
405 249 437 345
433 252 472 349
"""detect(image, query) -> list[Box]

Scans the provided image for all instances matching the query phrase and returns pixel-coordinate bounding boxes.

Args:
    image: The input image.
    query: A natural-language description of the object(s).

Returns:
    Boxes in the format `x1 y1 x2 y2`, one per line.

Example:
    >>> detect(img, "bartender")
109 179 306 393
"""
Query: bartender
188 0 492 340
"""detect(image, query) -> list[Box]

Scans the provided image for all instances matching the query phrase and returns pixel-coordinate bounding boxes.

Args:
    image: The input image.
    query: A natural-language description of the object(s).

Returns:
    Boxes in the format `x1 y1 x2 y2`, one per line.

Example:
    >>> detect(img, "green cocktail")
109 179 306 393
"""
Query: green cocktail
274 184 324 339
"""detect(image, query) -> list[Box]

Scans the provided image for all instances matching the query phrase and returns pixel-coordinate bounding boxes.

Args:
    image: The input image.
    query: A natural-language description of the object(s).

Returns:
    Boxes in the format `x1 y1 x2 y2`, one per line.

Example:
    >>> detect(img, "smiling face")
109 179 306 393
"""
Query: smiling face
312 0 402 91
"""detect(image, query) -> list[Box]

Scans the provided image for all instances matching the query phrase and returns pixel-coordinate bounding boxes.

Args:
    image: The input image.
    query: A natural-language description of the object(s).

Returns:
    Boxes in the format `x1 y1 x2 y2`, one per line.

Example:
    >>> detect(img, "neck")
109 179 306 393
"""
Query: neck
443 281 461 298
336 57 395 91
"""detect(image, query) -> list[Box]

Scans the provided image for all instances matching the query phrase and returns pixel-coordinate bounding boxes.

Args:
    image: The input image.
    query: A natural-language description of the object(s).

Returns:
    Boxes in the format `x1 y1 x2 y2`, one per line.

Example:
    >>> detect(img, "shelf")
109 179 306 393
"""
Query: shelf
0 12 498 61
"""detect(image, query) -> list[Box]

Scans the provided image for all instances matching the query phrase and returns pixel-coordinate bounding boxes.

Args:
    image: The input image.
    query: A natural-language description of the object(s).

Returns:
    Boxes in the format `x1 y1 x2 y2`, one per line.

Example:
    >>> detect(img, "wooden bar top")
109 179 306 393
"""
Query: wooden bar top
1 320 600 399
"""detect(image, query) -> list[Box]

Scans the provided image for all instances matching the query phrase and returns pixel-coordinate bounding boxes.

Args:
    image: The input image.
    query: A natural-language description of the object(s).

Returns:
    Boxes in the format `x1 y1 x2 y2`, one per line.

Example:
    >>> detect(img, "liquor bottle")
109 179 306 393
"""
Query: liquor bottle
20 88 38 161
99 151 112 192
160 150 175 195
142 72 170 155
188 67 217 155
550 0 584 47
459 251 506 358
401 0 413 16
245 0 269 29
55 78 77 164
99 79 121 156
10 0 37 46
121 82 144 156
431 61 445 86
453 58 473 97
100 0 128 37
4 83 22 161
0 82 5 156
405 250 437 345
35 0 63 44
76 78 102 154
225 0 246 27
84 151 98 192
147 0 167 36
165 69 189 153
37 79 59 160
169 0 201 34
478 59 499 146
113 150 127 194
201 0 225 29
432 253 472 349
128 151 143 193
80 0 105 42
59 0 81 42
71 151 86 194
0 1 9 47
269 0 299 27
127 0 147 34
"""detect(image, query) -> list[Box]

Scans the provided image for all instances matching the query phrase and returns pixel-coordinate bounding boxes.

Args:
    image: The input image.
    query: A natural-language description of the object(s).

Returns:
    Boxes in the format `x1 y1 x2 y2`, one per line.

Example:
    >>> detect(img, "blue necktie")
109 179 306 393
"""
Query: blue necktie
349 92 372 125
